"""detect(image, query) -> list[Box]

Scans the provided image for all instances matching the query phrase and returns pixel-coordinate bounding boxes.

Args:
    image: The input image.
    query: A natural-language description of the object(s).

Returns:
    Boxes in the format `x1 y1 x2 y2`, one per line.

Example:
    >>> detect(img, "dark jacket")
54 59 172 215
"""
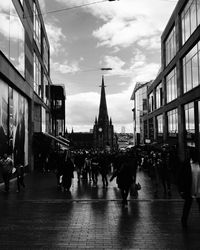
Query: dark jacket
177 160 192 198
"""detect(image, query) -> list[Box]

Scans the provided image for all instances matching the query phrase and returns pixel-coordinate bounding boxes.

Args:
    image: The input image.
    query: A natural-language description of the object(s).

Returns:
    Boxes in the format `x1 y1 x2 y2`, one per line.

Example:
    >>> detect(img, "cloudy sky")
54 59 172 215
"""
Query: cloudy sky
38 0 178 133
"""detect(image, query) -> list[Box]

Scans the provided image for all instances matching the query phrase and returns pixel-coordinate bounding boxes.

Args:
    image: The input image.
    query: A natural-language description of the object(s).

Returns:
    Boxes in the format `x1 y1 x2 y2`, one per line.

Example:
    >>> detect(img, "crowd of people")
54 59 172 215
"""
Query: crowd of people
0 145 200 228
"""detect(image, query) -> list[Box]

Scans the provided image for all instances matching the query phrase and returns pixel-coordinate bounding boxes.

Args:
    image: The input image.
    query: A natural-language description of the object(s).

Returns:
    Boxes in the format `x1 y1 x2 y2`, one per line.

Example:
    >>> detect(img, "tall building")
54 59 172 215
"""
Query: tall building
131 81 152 145
0 0 66 170
93 76 114 151
142 0 200 162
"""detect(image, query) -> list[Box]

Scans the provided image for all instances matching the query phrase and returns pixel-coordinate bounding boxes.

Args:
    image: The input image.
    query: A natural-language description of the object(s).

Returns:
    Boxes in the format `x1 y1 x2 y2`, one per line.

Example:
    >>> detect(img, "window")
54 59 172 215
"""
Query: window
167 109 178 135
33 2 41 52
43 74 49 105
155 82 163 109
166 68 177 103
41 107 46 133
54 100 62 109
157 114 163 134
148 92 154 112
43 37 49 71
184 102 195 135
0 0 25 76
34 53 42 97
182 0 200 44
183 41 200 93
165 26 176 65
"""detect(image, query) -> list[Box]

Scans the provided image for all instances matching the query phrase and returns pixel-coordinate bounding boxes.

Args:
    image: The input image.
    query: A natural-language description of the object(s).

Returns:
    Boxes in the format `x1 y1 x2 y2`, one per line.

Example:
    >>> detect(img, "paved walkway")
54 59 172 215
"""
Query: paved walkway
0 170 200 249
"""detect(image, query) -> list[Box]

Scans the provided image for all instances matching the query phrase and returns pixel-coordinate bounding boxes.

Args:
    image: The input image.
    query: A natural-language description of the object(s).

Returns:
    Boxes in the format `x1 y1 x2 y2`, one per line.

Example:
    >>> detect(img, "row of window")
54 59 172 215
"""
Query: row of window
33 2 49 72
165 0 200 66
149 38 200 112
34 53 50 105
156 101 198 136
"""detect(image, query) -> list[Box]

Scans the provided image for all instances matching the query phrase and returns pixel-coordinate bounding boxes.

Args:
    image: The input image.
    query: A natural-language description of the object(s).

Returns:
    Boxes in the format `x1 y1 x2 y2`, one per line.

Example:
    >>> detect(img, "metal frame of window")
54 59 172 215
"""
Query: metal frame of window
183 41 200 93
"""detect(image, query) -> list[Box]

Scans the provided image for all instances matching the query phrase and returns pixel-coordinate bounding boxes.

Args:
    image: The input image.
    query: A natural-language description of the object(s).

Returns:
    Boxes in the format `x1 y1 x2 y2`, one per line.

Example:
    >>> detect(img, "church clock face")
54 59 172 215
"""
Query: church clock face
98 127 102 132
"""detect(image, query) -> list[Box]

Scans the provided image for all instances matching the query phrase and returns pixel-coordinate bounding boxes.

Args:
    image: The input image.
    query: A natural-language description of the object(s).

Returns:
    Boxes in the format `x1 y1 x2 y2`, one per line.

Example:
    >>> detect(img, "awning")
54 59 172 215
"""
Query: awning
43 133 69 148
57 135 70 145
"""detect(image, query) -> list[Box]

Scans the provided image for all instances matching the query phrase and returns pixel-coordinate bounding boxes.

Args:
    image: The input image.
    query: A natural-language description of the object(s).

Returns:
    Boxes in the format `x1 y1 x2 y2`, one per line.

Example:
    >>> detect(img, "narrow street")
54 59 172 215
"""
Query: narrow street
0 170 200 249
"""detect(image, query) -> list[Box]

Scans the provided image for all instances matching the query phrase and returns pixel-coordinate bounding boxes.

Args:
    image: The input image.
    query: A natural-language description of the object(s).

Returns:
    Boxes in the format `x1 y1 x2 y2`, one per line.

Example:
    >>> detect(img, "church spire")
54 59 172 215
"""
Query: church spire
98 75 109 124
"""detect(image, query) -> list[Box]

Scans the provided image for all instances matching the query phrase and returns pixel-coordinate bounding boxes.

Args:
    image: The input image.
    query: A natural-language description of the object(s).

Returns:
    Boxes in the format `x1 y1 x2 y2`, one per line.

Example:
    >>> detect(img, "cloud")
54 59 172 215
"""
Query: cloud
100 49 159 81
0 2 24 42
137 35 161 50
45 22 66 55
90 0 177 49
38 0 46 11
51 59 80 74
66 92 99 125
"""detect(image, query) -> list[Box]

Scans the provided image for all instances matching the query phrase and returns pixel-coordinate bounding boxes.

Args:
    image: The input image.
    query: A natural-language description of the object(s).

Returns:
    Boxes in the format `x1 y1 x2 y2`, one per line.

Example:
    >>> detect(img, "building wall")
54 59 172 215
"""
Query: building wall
143 0 200 162
0 0 52 170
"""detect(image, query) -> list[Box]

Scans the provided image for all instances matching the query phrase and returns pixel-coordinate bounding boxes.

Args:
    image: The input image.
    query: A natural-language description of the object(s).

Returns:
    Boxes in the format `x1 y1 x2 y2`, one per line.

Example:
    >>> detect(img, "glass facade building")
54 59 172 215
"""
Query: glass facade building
140 0 200 162
0 0 57 170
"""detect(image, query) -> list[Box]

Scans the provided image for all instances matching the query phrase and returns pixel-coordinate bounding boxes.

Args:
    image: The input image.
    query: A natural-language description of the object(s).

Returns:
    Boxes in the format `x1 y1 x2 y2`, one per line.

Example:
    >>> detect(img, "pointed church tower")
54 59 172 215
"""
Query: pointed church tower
93 76 115 151
98 75 109 126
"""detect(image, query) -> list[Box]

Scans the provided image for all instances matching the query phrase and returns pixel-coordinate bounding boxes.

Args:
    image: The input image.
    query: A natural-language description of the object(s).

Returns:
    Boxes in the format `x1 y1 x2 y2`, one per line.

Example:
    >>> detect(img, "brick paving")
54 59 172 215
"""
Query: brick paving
0 170 200 249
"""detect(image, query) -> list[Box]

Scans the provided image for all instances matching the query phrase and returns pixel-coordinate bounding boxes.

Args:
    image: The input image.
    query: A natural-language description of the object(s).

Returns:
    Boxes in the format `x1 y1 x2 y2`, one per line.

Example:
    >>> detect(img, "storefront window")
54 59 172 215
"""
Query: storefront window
183 41 200 93
182 0 200 44
0 0 25 76
41 107 46 133
165 26 176 66
0 79 28 165
167 109 178 135
166 68 177 103
157 114 163 134
184 102 195 135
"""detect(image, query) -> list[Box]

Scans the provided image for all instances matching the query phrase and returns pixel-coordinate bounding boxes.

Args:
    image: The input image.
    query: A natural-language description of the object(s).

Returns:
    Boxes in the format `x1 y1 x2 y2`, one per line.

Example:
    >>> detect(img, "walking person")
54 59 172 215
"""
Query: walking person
99 153 109 188
62 151 74 192
161 147 172 196
178 149 200 228
110 151 134 206
91 153 99 186
0 154 14 193
16 163 25 192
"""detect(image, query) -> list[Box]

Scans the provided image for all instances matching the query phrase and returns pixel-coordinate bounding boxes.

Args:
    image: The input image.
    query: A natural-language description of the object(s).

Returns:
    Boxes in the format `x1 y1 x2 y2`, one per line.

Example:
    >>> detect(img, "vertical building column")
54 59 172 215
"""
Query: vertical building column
28 97 34 171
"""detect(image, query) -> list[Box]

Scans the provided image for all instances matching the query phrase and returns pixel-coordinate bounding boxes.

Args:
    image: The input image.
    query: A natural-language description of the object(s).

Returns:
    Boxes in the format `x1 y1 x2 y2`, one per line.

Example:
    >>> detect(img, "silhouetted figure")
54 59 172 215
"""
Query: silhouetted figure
0 154 13 193
91 154 99 186
99 153 109 188
16 163 25 192
110 151 134 206
62 153 74 192
178 150 200 228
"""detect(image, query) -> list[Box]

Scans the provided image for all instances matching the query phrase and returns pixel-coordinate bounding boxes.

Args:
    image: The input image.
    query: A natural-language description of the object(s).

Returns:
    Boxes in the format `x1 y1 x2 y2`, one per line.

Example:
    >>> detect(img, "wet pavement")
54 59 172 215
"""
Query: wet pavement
0 170 200 249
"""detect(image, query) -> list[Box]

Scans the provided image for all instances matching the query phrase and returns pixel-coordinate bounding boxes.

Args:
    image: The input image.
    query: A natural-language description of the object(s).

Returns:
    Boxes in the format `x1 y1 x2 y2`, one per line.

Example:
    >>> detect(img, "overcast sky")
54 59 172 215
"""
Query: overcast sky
38 0 178 133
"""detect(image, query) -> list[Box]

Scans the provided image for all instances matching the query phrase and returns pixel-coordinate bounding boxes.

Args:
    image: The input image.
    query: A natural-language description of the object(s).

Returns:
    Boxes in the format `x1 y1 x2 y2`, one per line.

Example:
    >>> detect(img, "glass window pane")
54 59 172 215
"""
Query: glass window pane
0 0 24 76
191 1 197 33
192 54 199 88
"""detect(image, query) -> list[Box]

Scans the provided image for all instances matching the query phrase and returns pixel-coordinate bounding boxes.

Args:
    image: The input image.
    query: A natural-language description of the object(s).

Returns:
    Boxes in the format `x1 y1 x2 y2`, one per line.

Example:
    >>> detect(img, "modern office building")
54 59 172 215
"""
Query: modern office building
131 81 152 145
142 0 200 162
0 0 65 170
